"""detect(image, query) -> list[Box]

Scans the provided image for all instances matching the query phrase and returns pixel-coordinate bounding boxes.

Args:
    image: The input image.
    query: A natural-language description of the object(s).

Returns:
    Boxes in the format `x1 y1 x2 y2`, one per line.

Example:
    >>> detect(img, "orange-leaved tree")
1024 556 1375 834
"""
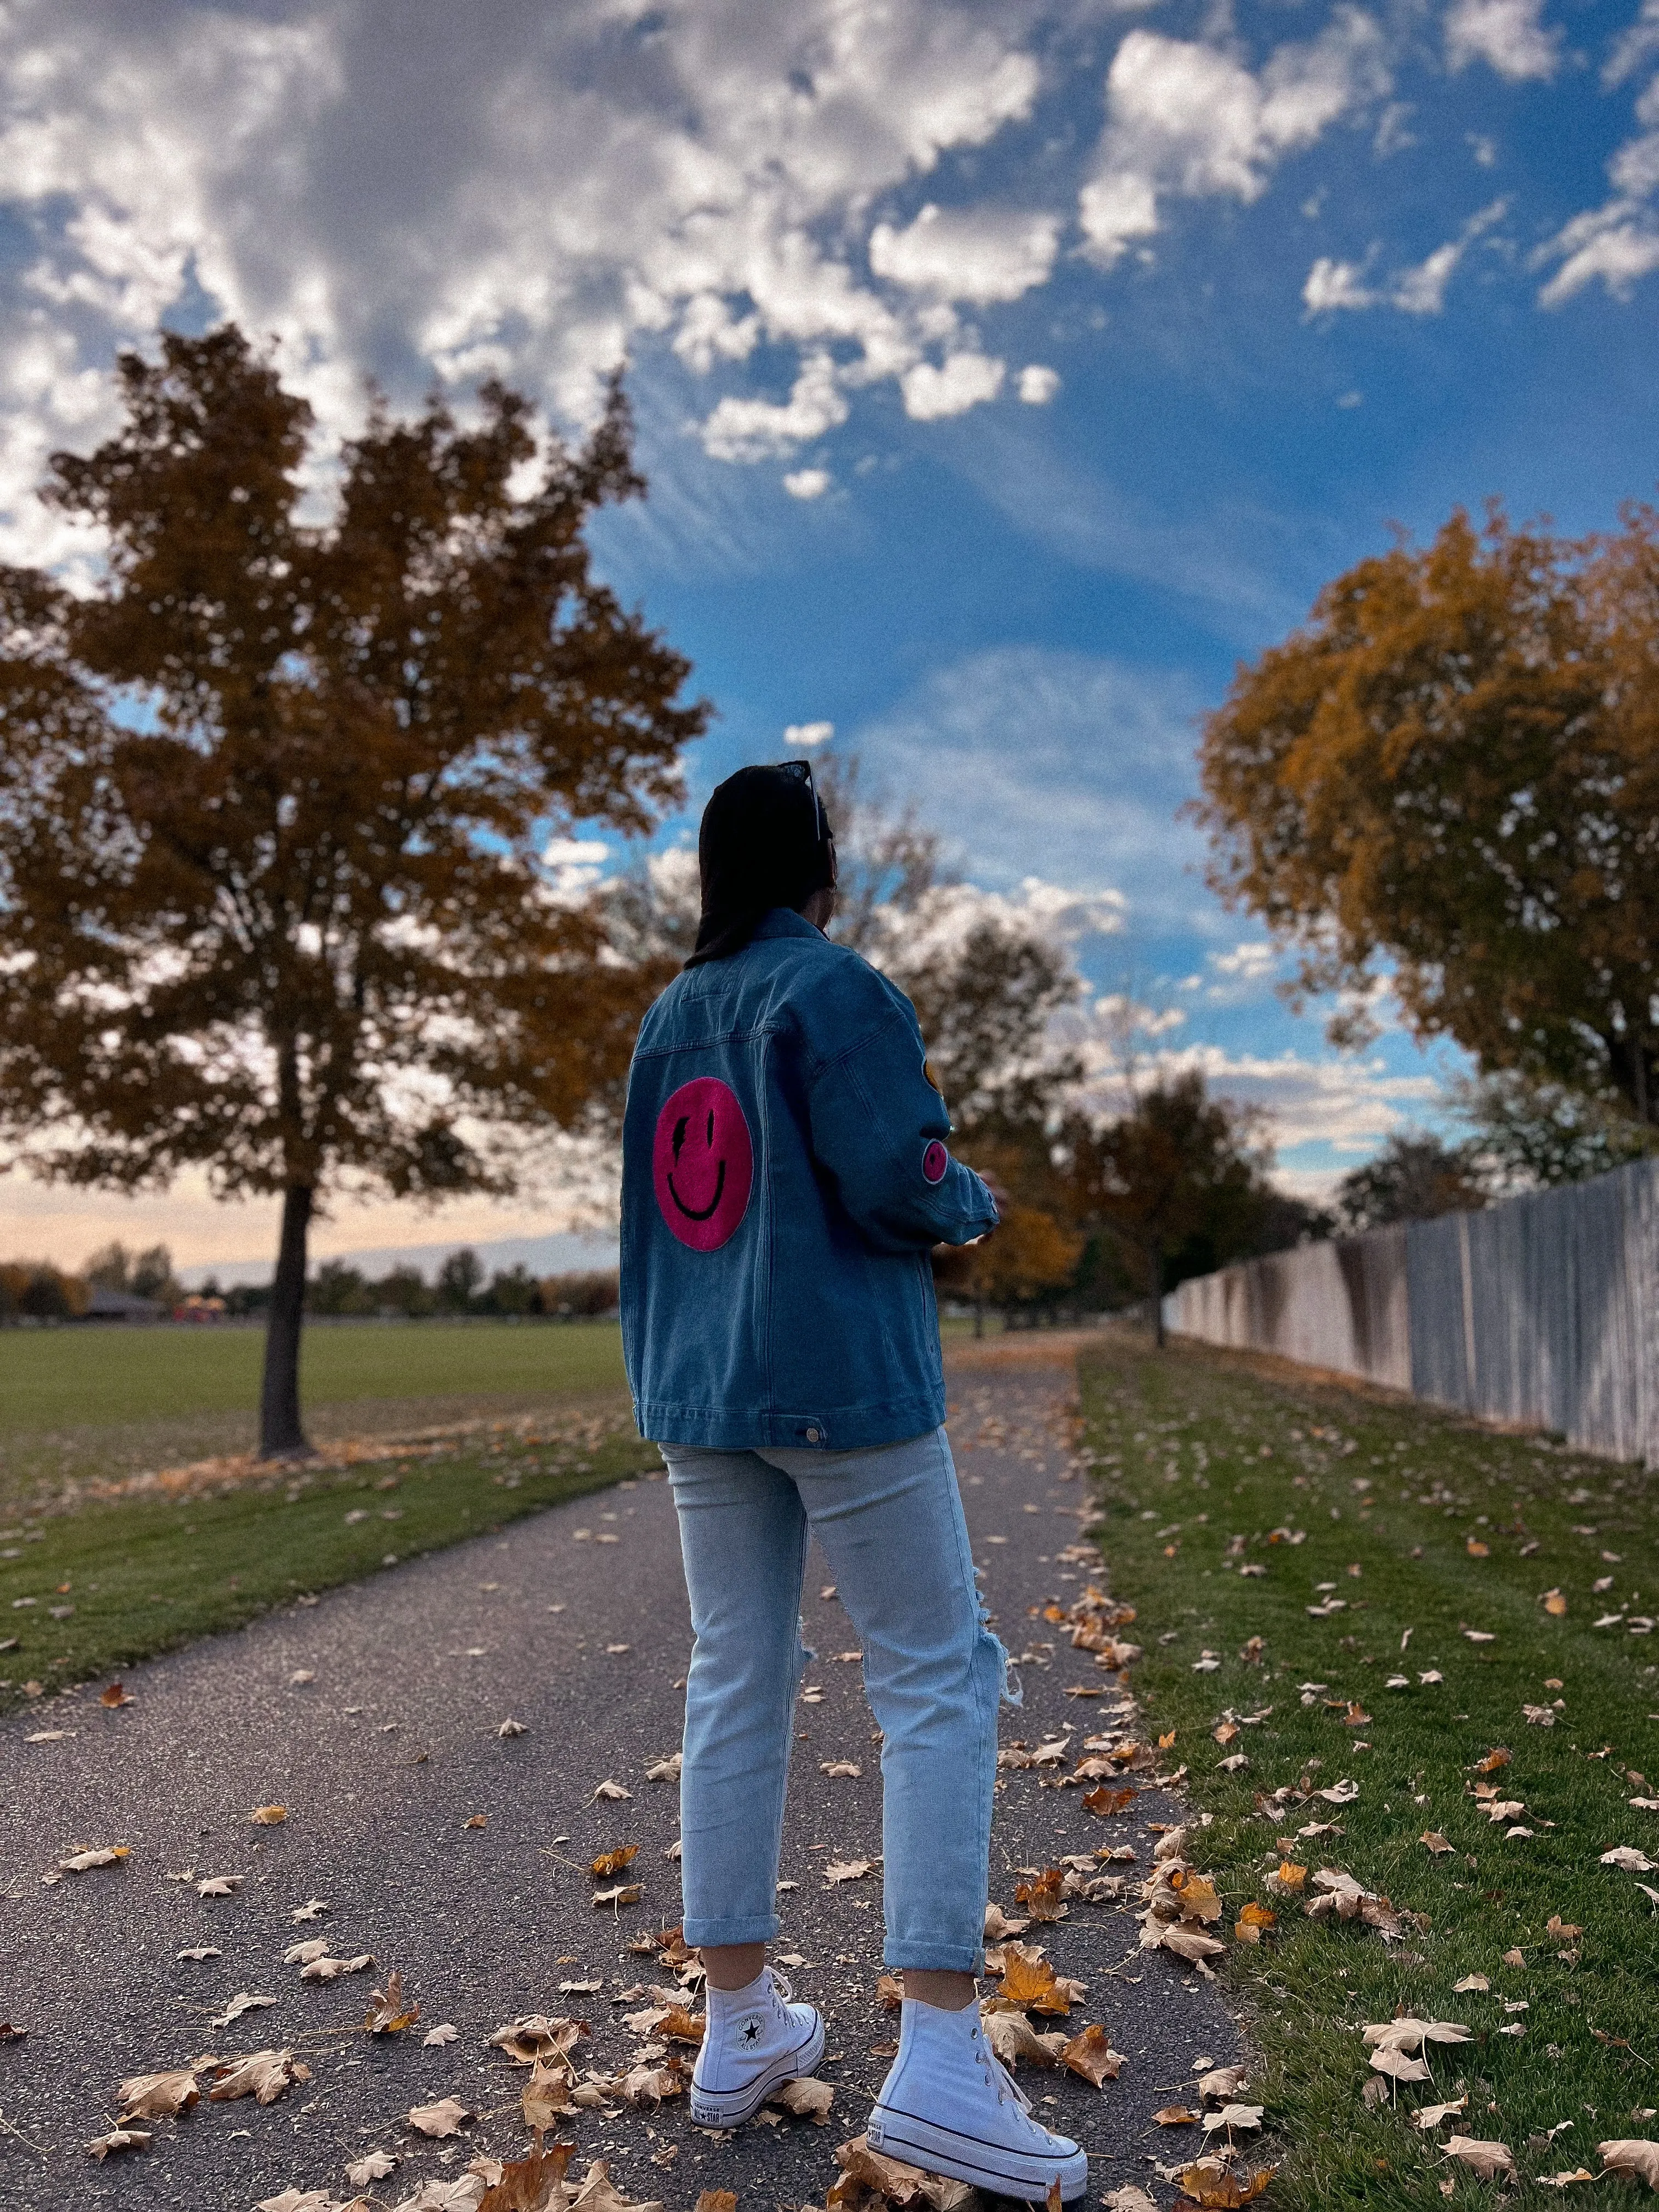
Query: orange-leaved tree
1195 505 1659 1125
0 325 704 1456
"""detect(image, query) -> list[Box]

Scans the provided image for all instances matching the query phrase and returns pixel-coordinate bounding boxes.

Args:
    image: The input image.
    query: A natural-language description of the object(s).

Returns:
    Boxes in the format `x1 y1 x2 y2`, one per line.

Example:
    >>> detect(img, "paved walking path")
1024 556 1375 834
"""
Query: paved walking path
0 1339 1242 2211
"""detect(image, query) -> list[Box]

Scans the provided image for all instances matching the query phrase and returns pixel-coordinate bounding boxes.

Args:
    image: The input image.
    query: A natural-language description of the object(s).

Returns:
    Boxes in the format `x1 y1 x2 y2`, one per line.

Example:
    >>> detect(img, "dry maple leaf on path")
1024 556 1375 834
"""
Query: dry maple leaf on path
1059 2024 1125 2085
208 2049 310 2104
410 2097 473 2138
771 2075 834 2121
824 1858 873 1884
99 1681 135 1707
591 1780 633 1803
286 1938 331 1966
591 1845 640 1877
116 2068 201 2120
695 2193 737 2212
594 1882 644 1909
303 1953 374 1982
58 1845 129 1872
291 1898 328 1921
365 1970 420 2033
479 2137 577 2212
197 1875 243 1897
85 2127 151 2161
347 2149 399 2185
211 1991 278 2029
424 2023 459 2047
983 2010 1066 2069
251 1804 289 1825
565 2157 665 2212
1177 2159 1274 2207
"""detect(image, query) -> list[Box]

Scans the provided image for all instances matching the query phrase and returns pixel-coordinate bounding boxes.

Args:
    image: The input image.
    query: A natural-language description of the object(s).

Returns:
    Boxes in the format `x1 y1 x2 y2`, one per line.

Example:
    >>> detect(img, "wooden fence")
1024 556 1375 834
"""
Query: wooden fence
1163 1158 1659 1463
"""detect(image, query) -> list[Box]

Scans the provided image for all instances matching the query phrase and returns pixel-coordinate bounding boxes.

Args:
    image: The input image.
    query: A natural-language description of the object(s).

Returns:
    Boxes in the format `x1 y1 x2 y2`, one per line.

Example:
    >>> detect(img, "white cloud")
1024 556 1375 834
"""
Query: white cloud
1607 0 1659 86
783 720 835 747
1079 13 1389 267
782 466 832 499
900 351 1007 419
1446 0 1560 82
1017 363 1060 403
540 837 611 898
850 645 1210 933
1303 198 1508 315
868 202 1062 303
700 352 850 462
1536 205 1659 304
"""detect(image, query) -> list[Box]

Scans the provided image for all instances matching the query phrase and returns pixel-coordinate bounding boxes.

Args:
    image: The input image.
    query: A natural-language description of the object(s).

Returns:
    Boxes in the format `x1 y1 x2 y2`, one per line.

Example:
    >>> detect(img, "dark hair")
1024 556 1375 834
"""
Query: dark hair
685 761 837 967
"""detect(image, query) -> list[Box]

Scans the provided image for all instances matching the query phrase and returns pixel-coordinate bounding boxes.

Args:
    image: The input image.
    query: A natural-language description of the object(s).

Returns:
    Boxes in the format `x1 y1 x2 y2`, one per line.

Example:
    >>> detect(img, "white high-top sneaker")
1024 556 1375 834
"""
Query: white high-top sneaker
690 1966 826 2128
868 1998 1090 2201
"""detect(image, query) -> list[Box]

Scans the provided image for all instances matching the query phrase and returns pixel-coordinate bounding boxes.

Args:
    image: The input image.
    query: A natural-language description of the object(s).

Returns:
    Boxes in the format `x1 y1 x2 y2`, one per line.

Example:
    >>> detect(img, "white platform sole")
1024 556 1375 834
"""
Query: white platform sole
689 2011 826 2128
867 2098 1090 2201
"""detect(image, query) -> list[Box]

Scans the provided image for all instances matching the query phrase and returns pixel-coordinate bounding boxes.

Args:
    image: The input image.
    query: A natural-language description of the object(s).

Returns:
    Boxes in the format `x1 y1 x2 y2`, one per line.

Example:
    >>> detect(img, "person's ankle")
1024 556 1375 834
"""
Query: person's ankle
901 1970 977 2011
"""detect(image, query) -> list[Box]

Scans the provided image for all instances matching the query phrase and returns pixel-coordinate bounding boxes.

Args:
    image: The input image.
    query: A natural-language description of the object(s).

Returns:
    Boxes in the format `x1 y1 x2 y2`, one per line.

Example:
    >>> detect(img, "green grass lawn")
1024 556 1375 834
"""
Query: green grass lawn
1079 1334 1659 2210
0 1411 657 1717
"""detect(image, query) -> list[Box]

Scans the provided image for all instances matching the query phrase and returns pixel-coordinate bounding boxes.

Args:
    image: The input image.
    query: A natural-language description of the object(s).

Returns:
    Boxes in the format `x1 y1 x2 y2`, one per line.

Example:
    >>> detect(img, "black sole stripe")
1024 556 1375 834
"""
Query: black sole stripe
871 2107 1082 2190
691 2024 825 2124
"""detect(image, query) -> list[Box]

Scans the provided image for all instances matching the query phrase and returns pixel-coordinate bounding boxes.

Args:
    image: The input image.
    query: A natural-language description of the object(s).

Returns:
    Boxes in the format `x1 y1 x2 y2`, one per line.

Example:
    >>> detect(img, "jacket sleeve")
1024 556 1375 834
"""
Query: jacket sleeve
806 1002 1000 1254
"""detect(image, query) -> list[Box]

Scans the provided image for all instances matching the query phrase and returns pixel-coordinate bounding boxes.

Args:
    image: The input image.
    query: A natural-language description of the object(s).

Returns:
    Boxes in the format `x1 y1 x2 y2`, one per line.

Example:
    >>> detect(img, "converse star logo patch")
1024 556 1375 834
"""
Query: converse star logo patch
742 2018 761 2044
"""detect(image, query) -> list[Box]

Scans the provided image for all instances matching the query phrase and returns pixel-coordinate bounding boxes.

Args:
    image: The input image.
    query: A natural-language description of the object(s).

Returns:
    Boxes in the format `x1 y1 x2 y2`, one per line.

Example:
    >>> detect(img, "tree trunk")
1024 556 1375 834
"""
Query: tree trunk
259 1183 315 1459
1150 1240 1165 1349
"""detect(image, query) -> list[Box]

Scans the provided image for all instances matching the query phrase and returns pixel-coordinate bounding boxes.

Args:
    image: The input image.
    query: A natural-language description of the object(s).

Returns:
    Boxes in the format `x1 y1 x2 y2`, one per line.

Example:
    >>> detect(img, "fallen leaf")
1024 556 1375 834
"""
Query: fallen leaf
1083 1784 1137 1816
1103 2190 1160 2212
1604 1847 1658 1872
365 1970 420 2034
348 2151 399 2185
422 2023 458 2049
117 2068 201 2120
197 1875 242 1897
1547 1916 1583 1940
99 1682 135 1707
1453 1975 1489 1994
59 1846 130 1872
1543 1589 1568 1617
565 2158 665 2212
410 2097 472 2138
1474 1748 1511 1774
1199 2067 1250 2103
591 1846 640 1878
1600 2141 1659 2186
1421 1832 1454 1855
490 2016 589 2066
824 1859 873 1885
302 1953 375 1983
251 1805 289 1826
771 2076 836 2121
209 2049 311 2104
85 2127 151 2160
1203 2105 1264 2135
463 1814 488 1830
982 2009 1067 2069
523 2061 575 2130
211 1992 279 2028
1156 2106 1199 2126
645 1754 682 1782
695 2195 738 2212
984 1903 1030 1939
591 1781 633 1802
1014 1869 1068 1923
1503 1948 1526 1967
1444 2136 1515 2181
1369 2047 1432 2082
291 1898 328 1921
994 1945 1073 2015
876 1972 905 2011
1238 1902 1276 1932
1415 2098 1469 2130
821 1761 863 1779
594 1883 644 1908
1364 2019 1472 2056
1060 2024 1125 2084
1176 2157 1274 2205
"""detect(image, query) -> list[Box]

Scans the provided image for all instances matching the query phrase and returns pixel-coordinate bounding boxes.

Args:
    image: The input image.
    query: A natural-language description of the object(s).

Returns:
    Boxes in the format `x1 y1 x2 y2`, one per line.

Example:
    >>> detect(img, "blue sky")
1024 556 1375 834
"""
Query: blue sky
0 0 1655 1265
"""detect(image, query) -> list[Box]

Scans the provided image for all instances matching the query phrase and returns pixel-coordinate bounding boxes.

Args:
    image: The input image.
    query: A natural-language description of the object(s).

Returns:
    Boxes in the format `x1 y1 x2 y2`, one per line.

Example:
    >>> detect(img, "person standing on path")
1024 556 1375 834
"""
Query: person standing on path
619 762 1090 2201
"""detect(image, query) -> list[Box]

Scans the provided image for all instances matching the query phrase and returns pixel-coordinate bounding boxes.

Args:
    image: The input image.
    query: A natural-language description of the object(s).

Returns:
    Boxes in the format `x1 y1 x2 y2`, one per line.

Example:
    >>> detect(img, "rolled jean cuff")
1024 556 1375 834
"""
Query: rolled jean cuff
881 1941 986 1974
682 1911 781 1947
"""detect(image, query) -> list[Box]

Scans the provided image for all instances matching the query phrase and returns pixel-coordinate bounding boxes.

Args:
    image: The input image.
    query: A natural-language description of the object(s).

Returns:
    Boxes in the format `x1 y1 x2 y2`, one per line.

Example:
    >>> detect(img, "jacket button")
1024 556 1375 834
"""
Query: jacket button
806 1426 821 1443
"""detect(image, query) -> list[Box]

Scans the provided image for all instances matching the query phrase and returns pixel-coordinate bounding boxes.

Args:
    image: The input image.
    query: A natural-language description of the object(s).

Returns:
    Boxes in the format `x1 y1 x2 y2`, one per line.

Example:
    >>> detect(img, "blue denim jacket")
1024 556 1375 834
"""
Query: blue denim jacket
620 908 998 1449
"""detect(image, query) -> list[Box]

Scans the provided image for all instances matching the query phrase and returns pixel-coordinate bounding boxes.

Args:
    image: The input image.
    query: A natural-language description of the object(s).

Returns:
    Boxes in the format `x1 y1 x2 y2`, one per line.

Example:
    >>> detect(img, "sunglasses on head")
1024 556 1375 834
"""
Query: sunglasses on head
776 758 836 883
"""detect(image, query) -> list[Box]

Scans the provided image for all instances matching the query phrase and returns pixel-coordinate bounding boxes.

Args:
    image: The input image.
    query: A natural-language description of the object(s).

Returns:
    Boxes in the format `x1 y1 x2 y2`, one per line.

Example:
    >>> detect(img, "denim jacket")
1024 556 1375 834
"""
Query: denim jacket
620 908 998 1449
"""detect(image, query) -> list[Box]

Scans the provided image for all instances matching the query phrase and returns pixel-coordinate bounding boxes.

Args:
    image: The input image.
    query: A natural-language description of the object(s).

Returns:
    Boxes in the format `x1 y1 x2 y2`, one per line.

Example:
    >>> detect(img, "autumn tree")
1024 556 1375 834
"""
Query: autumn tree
0 325 704 1456
1061 1073 1276 1345
1195 505 1659 1126
1333 1132 1486 1231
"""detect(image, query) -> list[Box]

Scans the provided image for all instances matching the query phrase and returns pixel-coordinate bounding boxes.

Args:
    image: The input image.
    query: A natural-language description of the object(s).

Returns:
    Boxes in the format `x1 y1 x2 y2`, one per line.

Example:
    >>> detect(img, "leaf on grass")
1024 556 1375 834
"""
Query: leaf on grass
251 1805 289 1826
1203 2106 1264 2135
771 2076 836 2121
1420 1830 1454 1854
1199 2068 1250 2103
1547 1916 1583 1940
1364 2020 1472 2056
1060 2024 1125 2084
208 2049 311 2104
211 1992 278 2028
1543 1589 1568 1617
1317 1778 1360 1805
1444 2136 1515 2181
1538 2171 1595 2190
99 1682 134 1707
1269 1861 1307 1894
1369 2047 1432 2082
86 2128 151 2160
59 1846 130 1872
364 1970 420 2034
1177 2158 1274 2206
1453 1974 1489 1993
1414 2098 1468 2130
824 1859 873 1885
1473 1748 1511 1774
591 1846 640 1878
347 2150 399 2185
1599 2141 1659 2186
1238 1903 1276 1932
117 2068 201 2120
1604 1847 1658 1872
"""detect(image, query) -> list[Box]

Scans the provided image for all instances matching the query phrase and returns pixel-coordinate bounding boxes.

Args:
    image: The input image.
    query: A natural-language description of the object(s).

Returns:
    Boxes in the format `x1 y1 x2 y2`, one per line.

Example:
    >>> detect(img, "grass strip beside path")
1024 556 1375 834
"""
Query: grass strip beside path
1079 1334 1659 2210
0 1413 657 1718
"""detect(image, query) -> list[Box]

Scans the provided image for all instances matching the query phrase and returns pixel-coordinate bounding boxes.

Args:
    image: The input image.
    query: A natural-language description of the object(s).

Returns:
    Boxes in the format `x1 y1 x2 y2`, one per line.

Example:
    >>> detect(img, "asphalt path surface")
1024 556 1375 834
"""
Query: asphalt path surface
0 1339 1243 2211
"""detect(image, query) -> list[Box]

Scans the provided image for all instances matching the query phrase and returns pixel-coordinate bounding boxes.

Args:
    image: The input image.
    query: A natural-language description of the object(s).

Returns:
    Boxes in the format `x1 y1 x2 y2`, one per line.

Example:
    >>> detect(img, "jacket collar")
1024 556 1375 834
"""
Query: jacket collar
751 907 825 944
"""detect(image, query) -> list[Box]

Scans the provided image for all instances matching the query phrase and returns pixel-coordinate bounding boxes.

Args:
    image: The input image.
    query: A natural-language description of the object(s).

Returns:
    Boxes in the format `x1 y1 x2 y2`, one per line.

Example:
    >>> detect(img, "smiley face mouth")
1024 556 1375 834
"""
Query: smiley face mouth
667 1159 726 1221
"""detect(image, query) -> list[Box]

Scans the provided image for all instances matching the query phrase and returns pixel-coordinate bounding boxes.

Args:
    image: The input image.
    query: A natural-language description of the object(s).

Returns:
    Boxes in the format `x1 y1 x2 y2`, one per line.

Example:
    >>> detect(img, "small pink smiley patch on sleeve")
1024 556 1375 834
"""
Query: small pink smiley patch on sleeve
653 1077 754 1251
921 1138 949 1184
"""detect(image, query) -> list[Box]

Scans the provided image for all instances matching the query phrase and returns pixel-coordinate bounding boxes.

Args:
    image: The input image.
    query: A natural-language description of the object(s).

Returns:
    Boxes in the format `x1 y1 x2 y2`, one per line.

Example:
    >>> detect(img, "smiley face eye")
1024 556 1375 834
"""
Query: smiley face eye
672 1114 689 1163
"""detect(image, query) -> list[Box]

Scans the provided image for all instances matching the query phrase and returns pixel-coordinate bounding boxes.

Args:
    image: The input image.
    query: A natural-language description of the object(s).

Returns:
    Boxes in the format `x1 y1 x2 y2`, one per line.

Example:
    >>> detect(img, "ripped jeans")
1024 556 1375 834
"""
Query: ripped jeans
661 1425 1010 1974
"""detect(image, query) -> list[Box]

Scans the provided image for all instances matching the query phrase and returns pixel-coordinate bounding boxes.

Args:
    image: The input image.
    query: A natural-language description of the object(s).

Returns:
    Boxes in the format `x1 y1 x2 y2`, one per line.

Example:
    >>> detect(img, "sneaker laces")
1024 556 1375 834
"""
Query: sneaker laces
970 2022 1033 2115
768 1967 797 2010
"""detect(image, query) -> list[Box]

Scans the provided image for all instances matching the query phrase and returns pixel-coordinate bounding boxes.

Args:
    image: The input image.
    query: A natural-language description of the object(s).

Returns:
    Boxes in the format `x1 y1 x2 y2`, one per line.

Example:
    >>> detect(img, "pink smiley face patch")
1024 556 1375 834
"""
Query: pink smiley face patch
653 1077 755 1251
922 1139 949 1185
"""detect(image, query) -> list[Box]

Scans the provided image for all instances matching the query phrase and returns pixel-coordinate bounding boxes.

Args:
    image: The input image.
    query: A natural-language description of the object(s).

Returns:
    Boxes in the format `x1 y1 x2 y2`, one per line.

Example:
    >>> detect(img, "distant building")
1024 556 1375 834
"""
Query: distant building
82 1285 163 1322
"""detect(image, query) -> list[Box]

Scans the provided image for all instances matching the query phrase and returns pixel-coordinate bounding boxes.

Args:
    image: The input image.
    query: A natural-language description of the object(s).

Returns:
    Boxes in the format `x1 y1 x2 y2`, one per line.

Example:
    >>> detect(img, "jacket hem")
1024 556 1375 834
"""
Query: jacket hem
640 1389 946 1452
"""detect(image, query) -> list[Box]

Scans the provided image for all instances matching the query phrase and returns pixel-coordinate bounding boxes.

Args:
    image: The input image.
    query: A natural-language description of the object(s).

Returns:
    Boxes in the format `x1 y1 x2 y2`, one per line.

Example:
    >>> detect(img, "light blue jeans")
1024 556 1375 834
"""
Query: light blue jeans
661 1426 1011 1974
